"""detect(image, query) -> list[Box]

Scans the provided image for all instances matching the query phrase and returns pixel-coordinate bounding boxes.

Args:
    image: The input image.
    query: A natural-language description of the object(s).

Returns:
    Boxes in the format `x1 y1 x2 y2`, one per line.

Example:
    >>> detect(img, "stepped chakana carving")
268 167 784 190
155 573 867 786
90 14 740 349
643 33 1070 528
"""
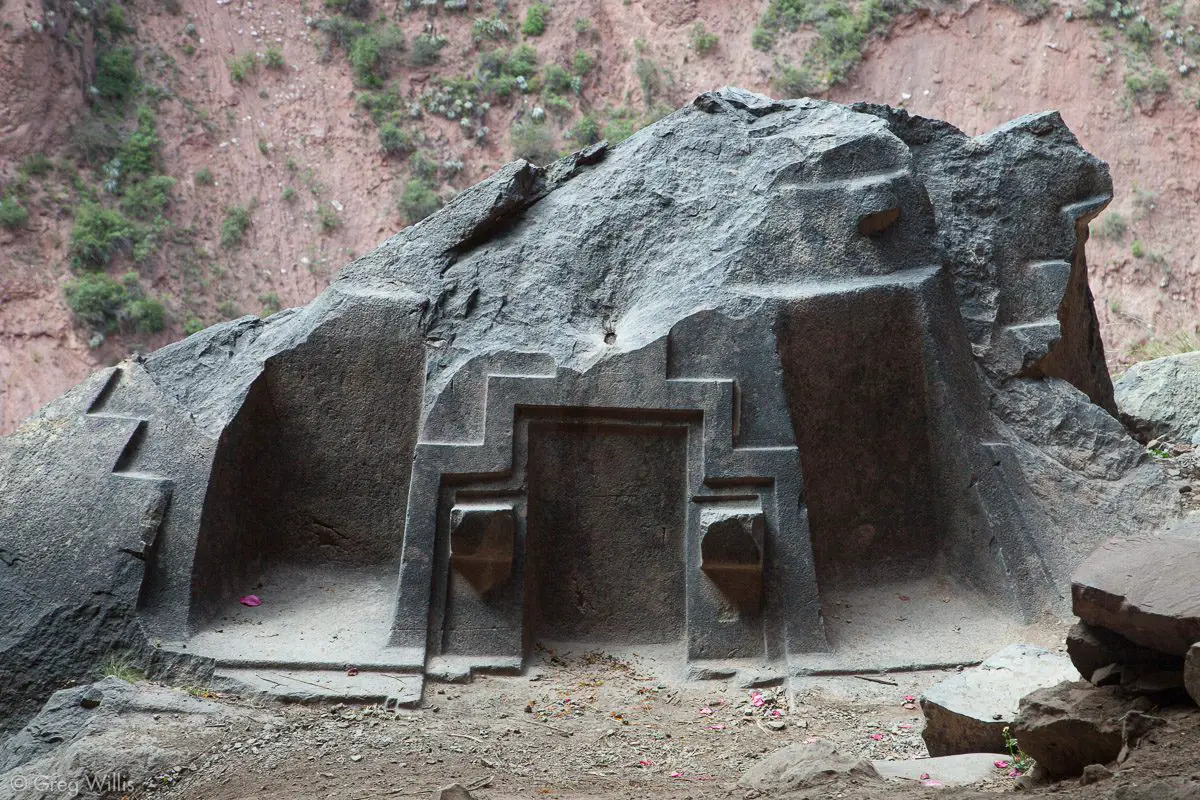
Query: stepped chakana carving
0 90 1171 714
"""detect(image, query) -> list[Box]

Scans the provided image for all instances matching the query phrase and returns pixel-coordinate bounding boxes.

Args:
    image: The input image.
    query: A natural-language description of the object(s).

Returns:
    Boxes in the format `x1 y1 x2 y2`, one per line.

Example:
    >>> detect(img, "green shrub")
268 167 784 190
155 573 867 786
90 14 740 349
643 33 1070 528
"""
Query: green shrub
510 119 557 164
0 195 29 230
71 115 125 162
259 291 282 315
229 52 258 83
318 203 341 232
127 297 166 333
379 120 412 155
570 114 601 146
116 106 161 179
604 116 638 144
409 151 439 181
751 26 776 51
105 3 133 35
220 205 252 248
1132 239 1146 258
70 204 134 269
573 49 596 76
400 178 442 224
634 58 661 106
691 22 719 54
184 316 205 335
543 63 575 93
409 33 447 67
20 154 54 177
95 47 138 101
523 3 549 36
264 46 286 69
574 17 593 35
1094 211 1127 240
64 273 128 332
314 15 367 50
357 88 400 122
775 63 817 97
349 25 405 86
282 186 297 202
194 166 214 186
120 175 176 220
324 0 371 18
217 300 241 319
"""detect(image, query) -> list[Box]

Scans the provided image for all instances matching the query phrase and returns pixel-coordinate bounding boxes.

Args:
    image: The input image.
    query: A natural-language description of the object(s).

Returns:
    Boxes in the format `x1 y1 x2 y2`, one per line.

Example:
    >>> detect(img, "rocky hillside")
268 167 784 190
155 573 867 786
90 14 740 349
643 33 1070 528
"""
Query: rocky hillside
1 0 1197 431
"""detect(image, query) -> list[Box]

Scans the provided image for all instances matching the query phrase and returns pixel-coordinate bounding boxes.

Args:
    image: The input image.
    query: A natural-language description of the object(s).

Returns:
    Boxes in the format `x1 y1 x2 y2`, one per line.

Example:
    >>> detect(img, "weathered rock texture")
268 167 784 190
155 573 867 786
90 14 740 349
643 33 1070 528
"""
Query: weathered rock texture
1186 643 1200 706
920 644 1078 756
1073 537 1200 657
1012 680 1142 778
1114 352 1200 443
739 740 881 792
0 89 1171 722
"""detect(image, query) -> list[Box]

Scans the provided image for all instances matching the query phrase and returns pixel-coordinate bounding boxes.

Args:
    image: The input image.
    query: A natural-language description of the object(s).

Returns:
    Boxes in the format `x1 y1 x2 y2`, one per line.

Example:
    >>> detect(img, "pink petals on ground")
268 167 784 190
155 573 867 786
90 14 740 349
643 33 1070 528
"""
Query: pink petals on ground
238 594 262 607
750 692 765 707
637 760 654 768
699 707 713 716
994 760 1010 769
870 733 885 741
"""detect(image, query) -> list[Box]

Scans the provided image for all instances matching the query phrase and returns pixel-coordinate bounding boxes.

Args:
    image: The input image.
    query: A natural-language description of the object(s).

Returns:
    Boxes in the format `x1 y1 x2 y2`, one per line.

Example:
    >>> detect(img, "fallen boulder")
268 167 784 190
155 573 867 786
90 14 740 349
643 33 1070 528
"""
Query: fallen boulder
739 740 881 792
1011 680 1133 778
1072 537 1200 656
1067 621 1184 683
920 644 1077 757
1113 351 1200 443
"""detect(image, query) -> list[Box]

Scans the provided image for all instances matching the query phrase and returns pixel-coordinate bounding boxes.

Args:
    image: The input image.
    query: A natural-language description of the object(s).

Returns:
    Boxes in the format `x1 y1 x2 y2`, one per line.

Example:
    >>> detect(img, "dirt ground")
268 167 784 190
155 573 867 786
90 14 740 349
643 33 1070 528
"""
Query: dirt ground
127 642 1200 800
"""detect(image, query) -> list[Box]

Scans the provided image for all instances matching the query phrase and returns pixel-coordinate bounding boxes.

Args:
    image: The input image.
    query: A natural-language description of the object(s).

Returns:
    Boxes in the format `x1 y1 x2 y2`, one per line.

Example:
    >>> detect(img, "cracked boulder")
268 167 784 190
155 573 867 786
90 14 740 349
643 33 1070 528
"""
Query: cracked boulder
739 739 881 792
1114 351 1200 443
920 644 1077 756
1011 680 1145 779
1072 537 1200 657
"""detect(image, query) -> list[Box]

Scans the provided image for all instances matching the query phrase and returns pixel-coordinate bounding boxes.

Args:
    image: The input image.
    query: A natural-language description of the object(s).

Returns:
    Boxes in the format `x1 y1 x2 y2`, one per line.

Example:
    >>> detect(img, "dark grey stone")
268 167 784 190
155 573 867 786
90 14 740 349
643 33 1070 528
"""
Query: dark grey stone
1114 351 1200 443
0 90 1173 718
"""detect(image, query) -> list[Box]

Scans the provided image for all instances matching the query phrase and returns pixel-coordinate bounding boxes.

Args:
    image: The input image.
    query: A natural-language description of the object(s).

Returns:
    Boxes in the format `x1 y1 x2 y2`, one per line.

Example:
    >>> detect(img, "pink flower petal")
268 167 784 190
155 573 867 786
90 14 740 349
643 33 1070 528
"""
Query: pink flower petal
994 760 1010 769
699 707 713 715
1009 769 1022 777
707 724 725 731
870 733 885 741
903 695 916 703
239 594 262 607
751 693 765 707
669 771 684 778
922 779 944 787
346 666 359 677
637 760 654 768
919 773 931 780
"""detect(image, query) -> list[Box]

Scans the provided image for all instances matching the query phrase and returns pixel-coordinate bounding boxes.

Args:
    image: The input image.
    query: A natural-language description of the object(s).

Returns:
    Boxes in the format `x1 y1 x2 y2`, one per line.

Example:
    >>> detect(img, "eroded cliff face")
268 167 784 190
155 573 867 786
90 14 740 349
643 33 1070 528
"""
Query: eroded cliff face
0 91 1173 728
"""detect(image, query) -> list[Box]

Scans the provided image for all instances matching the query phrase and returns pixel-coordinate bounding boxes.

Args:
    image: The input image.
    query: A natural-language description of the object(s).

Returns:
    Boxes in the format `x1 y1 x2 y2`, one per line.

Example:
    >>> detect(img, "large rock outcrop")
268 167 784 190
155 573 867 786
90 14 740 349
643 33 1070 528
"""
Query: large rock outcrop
0 89 1172 725
1114 352 1200 444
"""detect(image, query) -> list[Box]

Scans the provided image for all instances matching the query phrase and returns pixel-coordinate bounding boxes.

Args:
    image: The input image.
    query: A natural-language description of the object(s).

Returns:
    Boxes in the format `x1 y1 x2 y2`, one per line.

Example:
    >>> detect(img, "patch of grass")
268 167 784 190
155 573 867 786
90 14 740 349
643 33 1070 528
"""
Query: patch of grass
574 17 593 35
264 46 286 69
101 651 146 683
0 195 29 230
105 3 133 36
282 186 297 202
195 166 214 186
634 58 661 106
543 63 577 94
70 203 134 270
690 22 719 55
523 3 549 36
259 291 282 315
220 205 253 248
20 154 54 178
510 119 558 164
400 178 442 224
1094 210 1126 240
1127 329 1200 363
217 299 241 319
756 0 905 90
95 47 138 102
1131 239 1146 258
1001 727 1034 775
258 138 271 155
318 202 342 232
997 0 1050 19
775 63 818 97
229 52 258 83
184 316 205 335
